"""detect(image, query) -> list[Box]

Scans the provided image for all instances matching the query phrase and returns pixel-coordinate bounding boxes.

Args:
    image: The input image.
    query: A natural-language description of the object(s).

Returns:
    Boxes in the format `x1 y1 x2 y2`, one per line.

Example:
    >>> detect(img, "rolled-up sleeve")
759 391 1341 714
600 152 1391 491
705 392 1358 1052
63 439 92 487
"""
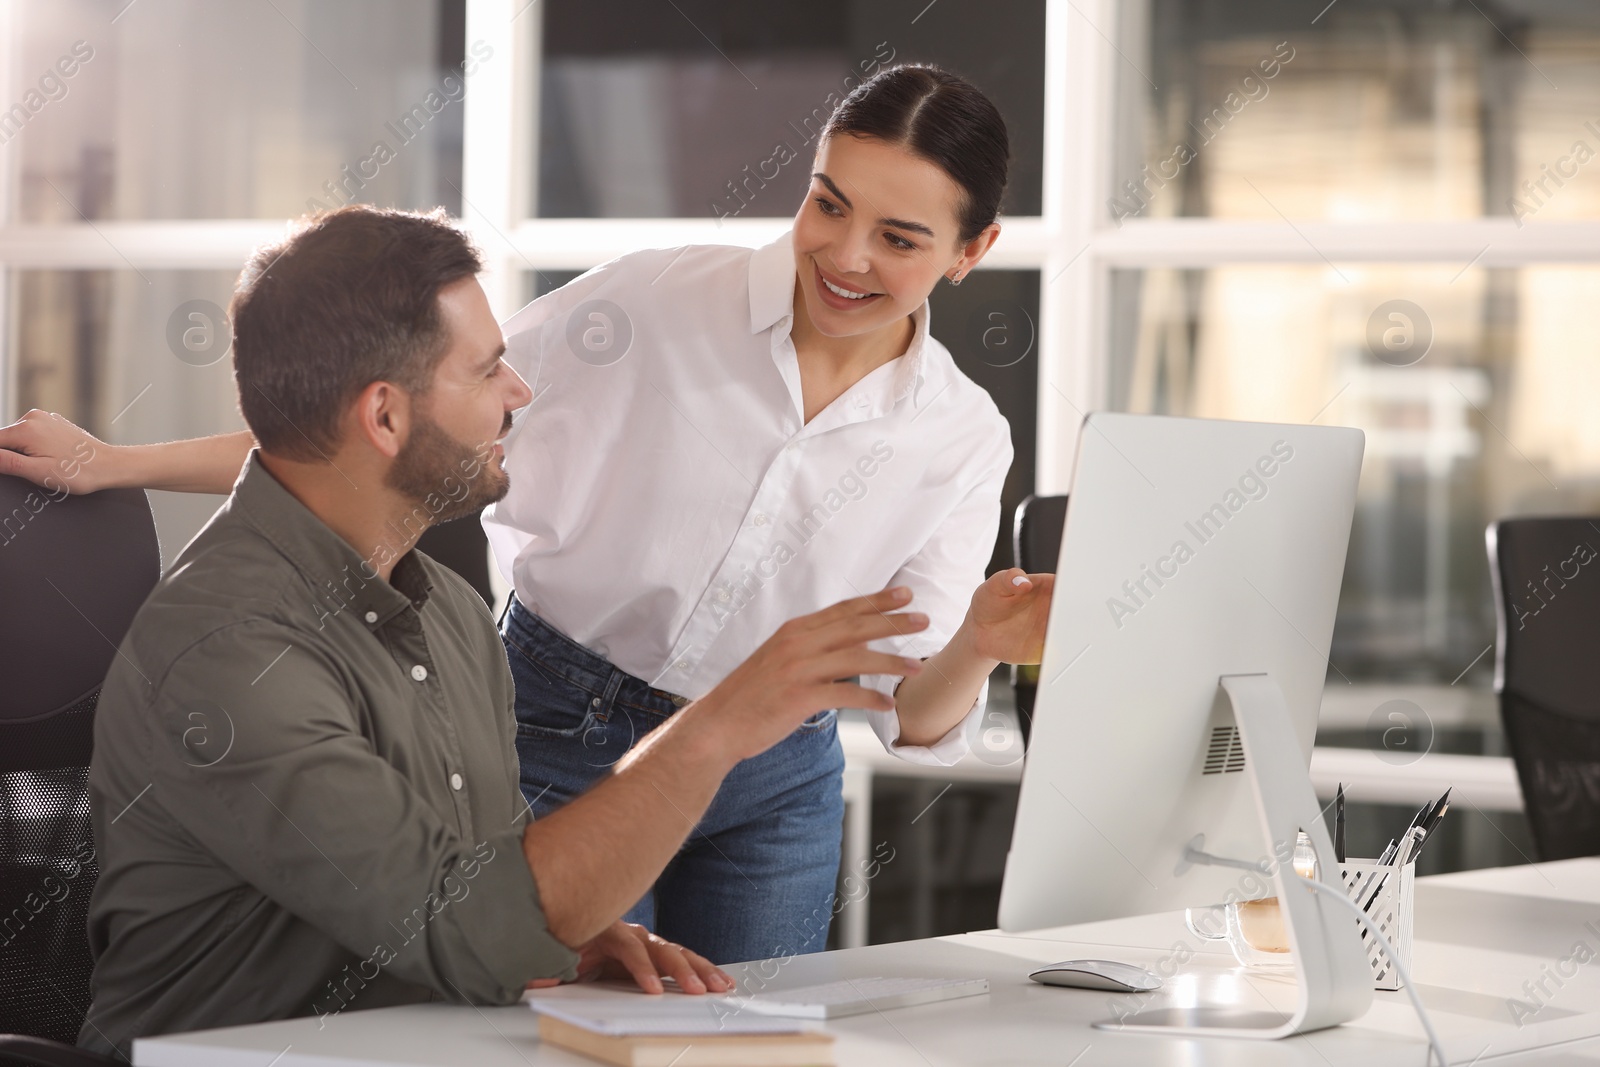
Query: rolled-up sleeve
860 427 1012 767
150 621 578 1002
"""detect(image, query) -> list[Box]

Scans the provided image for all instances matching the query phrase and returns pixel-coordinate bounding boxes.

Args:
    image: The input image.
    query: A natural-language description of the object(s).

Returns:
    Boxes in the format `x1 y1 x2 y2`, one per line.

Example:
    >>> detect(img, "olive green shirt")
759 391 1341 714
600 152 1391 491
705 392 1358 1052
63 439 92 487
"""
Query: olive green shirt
79 452 577 1058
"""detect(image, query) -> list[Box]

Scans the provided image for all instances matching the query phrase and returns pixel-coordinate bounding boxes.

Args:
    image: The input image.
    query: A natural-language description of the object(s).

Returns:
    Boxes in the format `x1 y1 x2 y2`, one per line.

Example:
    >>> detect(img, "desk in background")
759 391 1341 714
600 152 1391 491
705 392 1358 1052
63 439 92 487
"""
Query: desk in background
836 681 1523 949
135 858 1600 1066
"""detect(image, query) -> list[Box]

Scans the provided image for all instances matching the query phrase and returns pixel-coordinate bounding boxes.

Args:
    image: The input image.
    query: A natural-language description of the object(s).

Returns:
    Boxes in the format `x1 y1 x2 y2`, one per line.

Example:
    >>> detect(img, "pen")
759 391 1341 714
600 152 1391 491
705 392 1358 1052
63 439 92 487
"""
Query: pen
1353 837 1397 907
1360 825 1426 931
1410 788 1451 864
1419 788 1451 838
1397 825 1427 867
1401 798 1432 839
1335 783 1346 864
1366 800 1426 878
1377 837 1397 865
1355 789 1455 938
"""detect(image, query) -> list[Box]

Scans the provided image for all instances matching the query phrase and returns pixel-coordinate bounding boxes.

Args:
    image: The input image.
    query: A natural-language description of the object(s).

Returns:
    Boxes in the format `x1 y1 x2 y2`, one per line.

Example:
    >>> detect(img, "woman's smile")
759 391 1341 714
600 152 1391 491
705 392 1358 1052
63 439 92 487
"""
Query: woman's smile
813 259 885 311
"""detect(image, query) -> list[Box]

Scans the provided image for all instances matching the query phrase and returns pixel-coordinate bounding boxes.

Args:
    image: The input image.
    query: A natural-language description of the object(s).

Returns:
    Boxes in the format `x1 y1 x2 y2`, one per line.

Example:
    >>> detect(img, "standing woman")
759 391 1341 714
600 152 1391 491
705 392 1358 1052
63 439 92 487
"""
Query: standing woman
0 65 1052 965
488 63 1052 964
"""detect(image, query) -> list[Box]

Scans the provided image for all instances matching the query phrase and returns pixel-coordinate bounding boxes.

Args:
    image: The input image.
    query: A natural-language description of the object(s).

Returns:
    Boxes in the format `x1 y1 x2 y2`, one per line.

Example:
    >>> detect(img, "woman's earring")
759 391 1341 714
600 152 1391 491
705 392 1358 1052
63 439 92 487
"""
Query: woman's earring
949 272 964 286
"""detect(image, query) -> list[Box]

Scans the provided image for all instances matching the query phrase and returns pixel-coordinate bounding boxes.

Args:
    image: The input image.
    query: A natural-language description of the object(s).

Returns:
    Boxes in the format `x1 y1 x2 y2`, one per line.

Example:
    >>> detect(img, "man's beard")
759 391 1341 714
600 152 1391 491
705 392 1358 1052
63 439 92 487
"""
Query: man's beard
386 409 510 525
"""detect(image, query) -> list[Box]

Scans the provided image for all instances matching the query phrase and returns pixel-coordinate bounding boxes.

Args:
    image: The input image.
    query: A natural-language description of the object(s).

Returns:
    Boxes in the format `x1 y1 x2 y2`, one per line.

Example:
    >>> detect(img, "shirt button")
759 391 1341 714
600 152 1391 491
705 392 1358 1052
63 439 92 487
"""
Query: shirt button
450 772 463 791
364 611 378 624
753 513 768 526
675 659 690 671
411 665 428 682
717 587 731 602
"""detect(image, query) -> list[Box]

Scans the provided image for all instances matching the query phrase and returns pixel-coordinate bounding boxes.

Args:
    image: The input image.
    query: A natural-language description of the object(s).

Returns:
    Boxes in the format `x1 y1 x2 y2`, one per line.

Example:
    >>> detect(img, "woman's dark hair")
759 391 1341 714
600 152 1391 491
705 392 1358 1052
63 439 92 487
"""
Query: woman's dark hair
232 205 482 461
823 64 1010 244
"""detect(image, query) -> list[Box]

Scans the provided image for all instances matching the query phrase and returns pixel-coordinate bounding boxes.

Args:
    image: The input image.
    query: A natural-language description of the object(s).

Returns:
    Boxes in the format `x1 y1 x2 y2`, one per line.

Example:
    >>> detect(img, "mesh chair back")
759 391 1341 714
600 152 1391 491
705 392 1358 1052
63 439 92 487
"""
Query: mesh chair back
1 476 160 1043
1010 494 1068 741
1487 517 1600 861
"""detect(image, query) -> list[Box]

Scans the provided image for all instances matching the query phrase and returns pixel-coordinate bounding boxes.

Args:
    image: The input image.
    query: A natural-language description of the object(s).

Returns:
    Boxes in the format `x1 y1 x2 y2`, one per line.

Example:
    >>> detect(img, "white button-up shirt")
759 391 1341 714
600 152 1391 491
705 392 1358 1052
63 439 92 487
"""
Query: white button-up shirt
484 233 1012 765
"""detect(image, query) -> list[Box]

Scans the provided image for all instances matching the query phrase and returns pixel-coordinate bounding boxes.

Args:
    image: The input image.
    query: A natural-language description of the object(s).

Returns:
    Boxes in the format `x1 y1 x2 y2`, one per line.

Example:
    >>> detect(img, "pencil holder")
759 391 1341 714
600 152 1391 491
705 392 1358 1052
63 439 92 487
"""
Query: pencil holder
1336 857 1415 991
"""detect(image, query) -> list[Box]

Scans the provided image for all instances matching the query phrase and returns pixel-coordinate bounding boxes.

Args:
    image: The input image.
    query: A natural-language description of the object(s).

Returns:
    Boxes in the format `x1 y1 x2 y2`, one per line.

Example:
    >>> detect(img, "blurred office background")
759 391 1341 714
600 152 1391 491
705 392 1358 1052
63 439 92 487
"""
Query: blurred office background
5 0 1599 946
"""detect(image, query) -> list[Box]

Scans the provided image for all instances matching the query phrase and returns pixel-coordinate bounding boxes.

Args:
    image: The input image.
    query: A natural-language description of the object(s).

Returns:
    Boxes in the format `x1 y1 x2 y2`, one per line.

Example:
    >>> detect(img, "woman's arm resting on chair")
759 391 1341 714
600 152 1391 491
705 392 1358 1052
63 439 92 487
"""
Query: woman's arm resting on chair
0 409 253 494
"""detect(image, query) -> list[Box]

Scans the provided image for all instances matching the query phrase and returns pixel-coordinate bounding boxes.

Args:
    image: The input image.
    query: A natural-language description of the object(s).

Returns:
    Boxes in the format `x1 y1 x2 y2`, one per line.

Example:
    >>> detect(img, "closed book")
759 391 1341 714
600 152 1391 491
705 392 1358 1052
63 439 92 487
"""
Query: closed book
537 1015 836 1067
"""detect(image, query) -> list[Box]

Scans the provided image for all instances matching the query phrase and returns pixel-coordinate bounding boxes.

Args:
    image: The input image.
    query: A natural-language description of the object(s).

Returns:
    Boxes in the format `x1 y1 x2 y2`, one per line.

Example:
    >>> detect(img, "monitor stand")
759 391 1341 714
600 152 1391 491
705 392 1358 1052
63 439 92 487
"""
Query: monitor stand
1095 673 1374 1040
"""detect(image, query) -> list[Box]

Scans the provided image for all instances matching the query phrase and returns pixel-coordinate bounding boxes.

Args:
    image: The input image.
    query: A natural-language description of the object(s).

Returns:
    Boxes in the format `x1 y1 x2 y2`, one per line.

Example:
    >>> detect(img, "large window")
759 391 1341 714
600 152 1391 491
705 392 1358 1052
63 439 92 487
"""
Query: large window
518 0 1047 572
2 0 468 561
5 0 1597 701
533 1 1044 220
1117 2 1600 223
1095 1 1600 691
1110 263 1600 683
0 0 1047 575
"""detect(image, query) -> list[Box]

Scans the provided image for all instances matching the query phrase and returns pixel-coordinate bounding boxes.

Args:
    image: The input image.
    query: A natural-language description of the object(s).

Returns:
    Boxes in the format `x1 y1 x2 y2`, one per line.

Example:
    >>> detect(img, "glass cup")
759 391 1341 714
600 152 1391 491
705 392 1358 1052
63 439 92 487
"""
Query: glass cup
1184 832 1319 968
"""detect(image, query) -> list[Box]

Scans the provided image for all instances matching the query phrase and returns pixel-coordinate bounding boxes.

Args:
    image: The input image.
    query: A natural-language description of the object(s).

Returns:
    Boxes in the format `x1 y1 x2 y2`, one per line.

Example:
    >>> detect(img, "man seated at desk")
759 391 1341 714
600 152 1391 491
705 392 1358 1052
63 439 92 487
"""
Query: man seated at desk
10 207 930 1058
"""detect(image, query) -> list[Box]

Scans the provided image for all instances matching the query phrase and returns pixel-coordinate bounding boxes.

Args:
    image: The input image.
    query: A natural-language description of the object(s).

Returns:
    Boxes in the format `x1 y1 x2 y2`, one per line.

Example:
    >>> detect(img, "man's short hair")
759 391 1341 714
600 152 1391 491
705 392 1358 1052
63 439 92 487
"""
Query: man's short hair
231 205 483 461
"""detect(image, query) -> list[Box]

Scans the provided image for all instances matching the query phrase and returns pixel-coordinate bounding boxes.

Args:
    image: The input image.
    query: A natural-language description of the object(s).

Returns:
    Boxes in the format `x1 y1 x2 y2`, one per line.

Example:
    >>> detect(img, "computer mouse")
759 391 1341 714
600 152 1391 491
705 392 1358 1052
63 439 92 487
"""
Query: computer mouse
1028 959 1163 993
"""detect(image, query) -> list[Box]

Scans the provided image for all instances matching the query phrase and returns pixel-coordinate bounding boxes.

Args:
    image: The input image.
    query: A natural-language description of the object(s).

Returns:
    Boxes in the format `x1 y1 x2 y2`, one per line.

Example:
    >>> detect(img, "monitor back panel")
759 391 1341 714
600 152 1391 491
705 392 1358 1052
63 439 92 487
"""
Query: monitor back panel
999 412 1363 932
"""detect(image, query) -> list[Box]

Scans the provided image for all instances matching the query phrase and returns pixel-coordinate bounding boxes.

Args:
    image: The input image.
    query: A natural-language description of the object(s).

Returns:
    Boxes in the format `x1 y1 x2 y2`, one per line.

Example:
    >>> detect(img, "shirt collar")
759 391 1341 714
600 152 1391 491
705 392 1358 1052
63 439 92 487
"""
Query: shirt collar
747 229 946 410
747 231 797 335
232 450 433 626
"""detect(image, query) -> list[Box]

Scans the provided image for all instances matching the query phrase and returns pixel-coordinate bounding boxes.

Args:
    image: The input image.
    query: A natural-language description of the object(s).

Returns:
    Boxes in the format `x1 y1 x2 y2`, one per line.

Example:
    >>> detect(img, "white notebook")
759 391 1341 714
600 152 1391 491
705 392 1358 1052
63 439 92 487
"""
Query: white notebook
737 977 991 1020
527 977 990 1033
527 987 818 1037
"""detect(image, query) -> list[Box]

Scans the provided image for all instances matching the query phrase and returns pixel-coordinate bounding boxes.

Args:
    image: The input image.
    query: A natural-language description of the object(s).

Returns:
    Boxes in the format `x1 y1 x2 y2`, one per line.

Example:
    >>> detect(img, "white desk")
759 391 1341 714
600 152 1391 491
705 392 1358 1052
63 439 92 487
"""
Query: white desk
1309 746 1521 812
137 859 1600 1066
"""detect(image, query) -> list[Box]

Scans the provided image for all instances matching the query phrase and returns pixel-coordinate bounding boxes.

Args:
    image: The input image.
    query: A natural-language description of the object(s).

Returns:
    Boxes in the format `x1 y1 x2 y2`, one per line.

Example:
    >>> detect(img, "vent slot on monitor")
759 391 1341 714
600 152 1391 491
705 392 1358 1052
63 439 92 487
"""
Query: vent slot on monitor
1203 725 1246 775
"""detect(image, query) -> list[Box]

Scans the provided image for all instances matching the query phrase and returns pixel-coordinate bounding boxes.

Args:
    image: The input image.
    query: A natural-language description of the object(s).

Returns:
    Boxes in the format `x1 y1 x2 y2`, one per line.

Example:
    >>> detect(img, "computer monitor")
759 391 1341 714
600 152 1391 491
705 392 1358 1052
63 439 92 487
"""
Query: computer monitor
998 412 1370 1039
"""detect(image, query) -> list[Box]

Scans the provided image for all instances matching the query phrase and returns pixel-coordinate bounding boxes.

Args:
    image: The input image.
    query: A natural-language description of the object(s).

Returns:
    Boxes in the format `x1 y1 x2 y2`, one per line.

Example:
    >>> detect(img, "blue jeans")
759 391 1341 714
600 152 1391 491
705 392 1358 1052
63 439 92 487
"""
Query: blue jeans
500 597 845 965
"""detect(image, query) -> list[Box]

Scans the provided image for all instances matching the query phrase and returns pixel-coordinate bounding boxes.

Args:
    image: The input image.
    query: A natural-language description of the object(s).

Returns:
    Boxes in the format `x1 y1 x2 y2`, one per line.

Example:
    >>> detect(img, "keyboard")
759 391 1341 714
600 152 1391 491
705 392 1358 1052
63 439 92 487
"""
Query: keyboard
736 976 990 1019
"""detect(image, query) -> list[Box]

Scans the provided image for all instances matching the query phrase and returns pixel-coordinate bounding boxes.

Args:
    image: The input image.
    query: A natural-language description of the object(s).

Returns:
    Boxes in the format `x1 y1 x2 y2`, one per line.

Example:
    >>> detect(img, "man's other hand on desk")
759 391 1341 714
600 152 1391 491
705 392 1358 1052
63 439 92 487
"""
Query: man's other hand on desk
526 920 734 995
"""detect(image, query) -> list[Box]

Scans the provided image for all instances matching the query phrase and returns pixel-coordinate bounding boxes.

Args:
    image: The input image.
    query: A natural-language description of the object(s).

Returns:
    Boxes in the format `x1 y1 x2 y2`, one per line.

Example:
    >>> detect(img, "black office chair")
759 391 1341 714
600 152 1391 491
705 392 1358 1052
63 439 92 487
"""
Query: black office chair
1010 494 1068 744
1 473 161 1066
415 508 494 606
1487 517 1600 861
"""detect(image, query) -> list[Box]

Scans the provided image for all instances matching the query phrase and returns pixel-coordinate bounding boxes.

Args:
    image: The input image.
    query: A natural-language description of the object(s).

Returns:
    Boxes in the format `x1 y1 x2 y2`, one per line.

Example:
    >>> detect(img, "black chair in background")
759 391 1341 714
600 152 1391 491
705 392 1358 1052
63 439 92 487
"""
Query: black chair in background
1010 493 1068 745
1487 517 1600 861
1 473 160 1066
415 508 494 607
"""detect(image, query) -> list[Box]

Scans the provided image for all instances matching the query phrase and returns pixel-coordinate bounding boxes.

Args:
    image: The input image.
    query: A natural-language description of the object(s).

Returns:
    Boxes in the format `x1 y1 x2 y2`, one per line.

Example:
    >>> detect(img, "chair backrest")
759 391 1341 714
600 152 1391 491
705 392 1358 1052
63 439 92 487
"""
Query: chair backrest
1 475 160 1044
1010 494 1068 741
1013 493 1070 577
1487 517 1600 861
415 508 493 606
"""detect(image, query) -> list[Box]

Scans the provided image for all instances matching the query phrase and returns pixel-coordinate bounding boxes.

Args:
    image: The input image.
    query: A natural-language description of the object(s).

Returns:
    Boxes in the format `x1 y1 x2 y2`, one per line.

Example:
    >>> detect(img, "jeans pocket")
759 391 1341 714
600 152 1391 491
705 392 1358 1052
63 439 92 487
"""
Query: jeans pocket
508 644 602 740
797 707 838 733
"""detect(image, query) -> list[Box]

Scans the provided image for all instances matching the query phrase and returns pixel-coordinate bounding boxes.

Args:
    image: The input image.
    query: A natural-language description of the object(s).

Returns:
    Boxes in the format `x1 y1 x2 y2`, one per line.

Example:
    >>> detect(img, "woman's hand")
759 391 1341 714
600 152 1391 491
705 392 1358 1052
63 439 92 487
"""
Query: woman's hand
0 410 112 493
526 920 734 995
964 568 1055 665
0 414 252 495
